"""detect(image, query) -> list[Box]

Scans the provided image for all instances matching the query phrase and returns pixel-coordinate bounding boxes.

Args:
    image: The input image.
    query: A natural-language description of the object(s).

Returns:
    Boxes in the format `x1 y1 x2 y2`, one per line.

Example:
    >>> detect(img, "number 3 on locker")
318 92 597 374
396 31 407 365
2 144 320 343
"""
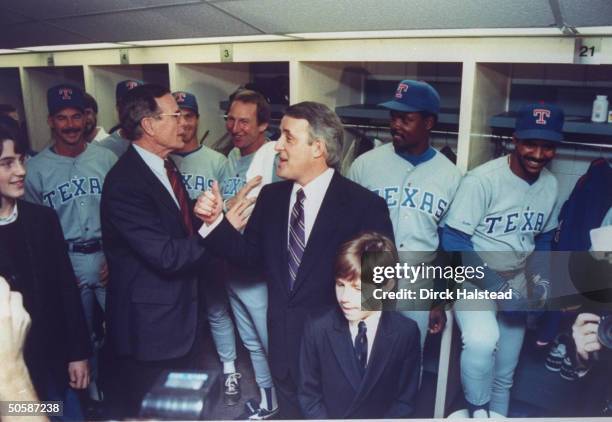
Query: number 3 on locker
220 44 234 62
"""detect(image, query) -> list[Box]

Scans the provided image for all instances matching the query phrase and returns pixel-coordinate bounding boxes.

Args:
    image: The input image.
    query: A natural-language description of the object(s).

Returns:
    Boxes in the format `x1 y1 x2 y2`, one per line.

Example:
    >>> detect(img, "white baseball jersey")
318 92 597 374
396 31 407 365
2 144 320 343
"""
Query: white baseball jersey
348 143 461 259
98 131 130 158
171 145 228 200
445 155 559 271
24 142 117 242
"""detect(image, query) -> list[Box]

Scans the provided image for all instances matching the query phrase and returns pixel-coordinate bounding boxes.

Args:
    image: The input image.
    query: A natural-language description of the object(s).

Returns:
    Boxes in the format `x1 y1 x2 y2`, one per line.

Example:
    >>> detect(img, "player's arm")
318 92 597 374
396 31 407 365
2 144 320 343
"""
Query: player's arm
297 318 329 419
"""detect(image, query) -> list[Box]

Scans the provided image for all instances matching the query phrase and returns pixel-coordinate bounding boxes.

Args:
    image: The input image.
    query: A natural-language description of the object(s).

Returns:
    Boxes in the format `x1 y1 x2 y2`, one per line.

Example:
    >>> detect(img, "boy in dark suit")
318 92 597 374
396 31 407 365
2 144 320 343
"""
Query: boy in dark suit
298 231 421 419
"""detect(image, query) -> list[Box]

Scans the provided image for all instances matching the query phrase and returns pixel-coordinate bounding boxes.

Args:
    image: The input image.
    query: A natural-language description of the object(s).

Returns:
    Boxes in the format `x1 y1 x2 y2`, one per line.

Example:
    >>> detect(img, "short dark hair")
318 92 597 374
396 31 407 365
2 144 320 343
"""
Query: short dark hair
0 124 26 157
283 101 344 169
229 89 271 125
119 84 170 141
83 93 98 114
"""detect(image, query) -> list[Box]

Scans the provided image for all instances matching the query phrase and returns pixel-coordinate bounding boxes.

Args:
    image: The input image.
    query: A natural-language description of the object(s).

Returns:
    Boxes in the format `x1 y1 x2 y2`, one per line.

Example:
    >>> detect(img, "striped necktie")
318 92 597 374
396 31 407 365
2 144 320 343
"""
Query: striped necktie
164 158 194 235
288 188 306 290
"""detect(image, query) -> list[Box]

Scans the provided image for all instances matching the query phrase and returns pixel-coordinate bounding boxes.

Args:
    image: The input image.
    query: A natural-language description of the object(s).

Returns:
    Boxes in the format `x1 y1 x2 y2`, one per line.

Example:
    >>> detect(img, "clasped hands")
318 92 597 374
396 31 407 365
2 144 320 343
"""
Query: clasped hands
194 176 262 231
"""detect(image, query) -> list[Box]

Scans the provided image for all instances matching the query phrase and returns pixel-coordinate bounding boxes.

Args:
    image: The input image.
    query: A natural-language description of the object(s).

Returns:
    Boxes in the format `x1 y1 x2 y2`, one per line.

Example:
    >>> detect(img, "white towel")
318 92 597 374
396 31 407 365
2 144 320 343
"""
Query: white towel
245 141 278 198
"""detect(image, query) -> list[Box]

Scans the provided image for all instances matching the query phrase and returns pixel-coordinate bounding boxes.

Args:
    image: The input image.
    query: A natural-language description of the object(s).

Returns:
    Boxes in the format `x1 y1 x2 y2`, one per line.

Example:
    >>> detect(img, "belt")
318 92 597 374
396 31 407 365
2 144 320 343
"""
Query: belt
67 239 102 254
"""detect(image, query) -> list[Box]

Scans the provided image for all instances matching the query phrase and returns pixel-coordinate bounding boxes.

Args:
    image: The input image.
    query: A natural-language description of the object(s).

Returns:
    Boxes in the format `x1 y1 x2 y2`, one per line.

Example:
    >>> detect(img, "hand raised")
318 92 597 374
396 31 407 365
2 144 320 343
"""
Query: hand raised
194 180 223 225
225 176 262 211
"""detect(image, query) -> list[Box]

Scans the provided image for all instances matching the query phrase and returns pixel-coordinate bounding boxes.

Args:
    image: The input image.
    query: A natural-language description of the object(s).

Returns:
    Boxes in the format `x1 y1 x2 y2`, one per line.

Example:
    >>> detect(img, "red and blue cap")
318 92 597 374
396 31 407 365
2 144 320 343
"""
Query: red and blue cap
379 79 440 115
515 103 565 143
116 79 143 104
172 91 199 114
47 84 85 116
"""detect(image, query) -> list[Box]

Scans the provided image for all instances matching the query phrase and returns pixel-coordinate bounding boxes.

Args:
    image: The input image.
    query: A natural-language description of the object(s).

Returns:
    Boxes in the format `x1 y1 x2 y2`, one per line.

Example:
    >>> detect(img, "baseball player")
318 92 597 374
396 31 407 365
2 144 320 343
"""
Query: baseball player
347 80 462 349
442 103 564 417
219 89 280 419
83 92 109 143
169 91 241 406
24 84 117 403
98 79 143 157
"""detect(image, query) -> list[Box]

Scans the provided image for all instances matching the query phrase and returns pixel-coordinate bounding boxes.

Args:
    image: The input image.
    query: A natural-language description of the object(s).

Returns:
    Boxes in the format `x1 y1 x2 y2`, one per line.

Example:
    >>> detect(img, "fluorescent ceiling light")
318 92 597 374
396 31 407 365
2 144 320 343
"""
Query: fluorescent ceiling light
128 35 290 46
20 43 125 52
0 49 28 54
288 27 563 39
575 26 612 35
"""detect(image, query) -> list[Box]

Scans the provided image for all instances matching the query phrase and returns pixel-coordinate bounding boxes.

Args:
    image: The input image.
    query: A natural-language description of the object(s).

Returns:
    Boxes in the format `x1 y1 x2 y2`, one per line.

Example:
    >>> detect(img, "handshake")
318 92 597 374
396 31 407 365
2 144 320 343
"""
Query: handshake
194 176 262 232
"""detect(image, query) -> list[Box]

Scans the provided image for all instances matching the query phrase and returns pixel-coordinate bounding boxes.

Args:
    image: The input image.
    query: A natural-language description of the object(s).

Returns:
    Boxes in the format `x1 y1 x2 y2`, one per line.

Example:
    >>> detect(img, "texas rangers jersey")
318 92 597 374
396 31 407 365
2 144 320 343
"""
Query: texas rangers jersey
170 145 228 200
221 143 281 200
445 155 559 271
348 143 461 257
24 142 117 242
98 131 130 158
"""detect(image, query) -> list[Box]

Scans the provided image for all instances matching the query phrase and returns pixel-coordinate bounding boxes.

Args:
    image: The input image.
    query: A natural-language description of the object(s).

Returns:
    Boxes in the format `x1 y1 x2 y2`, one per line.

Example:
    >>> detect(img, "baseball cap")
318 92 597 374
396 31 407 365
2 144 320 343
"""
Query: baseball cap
379 80 440 115
514 103 565 143
47 84 85 116
173 91 199 114
116 79 143 104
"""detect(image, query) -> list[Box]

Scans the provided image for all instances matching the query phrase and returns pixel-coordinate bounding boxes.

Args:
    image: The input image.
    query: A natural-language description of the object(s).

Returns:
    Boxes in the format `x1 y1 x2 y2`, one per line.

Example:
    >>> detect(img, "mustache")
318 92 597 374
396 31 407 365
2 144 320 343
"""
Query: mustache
61 127 81 134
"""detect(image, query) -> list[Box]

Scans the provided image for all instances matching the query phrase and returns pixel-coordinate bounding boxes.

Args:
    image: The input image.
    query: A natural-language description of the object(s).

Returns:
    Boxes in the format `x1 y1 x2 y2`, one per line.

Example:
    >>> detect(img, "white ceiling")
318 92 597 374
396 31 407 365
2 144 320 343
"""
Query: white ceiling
1 0 611 50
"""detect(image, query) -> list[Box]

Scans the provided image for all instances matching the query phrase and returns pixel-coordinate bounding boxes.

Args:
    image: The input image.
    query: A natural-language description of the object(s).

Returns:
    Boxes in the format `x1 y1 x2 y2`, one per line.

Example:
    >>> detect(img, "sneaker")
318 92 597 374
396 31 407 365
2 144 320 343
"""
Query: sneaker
223 372 242 406
560 356 578 381
545 342 566 372
237 399 279 420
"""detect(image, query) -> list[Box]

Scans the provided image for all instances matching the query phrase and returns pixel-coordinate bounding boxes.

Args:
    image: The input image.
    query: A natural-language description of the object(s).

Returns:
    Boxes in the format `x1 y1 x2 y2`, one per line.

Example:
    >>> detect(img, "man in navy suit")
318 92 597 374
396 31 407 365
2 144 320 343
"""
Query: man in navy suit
196 101 394 418
101 85 207 418
298 231 420 419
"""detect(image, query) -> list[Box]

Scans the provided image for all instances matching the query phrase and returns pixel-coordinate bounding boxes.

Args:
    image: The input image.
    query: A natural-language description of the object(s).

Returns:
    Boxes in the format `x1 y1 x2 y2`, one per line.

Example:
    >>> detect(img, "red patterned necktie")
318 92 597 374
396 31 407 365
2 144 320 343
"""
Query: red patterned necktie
164 158 194 235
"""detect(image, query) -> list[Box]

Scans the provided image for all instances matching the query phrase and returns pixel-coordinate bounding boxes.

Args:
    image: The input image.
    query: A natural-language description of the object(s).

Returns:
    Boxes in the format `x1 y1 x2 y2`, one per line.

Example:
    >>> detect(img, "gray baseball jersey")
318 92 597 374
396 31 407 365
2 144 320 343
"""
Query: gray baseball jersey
24 142 117 242
445 155 559 271
171 145 228 200
98 131 130 158
348 143 462 255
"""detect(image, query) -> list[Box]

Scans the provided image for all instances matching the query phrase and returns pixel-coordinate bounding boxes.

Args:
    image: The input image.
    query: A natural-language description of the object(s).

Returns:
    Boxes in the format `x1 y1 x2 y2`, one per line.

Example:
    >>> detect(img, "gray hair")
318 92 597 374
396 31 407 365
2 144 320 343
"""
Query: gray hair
119 84 169 141
283 101 344 169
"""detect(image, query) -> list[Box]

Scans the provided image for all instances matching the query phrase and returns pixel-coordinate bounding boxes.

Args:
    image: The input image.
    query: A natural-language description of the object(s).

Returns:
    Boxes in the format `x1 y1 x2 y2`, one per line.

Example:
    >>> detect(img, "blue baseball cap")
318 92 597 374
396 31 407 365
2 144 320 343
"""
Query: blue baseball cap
47 84 85 116
515 103 565 143
379 80 440 115
173 91 199 114
116 80 143 104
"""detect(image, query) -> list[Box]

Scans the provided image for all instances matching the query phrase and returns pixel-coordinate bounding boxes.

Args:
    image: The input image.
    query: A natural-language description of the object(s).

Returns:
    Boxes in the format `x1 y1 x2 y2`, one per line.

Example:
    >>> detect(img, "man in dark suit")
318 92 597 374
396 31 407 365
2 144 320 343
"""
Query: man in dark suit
195 101 394 418
100 84 207 418
298 231 420 419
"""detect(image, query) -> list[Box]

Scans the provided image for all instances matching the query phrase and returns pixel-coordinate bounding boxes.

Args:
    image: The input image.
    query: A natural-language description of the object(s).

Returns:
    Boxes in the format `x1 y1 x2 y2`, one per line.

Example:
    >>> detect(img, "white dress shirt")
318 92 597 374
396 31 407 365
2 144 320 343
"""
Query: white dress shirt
287 168 335 244
0 202 18 226
133 144 179 207
348 311 382 365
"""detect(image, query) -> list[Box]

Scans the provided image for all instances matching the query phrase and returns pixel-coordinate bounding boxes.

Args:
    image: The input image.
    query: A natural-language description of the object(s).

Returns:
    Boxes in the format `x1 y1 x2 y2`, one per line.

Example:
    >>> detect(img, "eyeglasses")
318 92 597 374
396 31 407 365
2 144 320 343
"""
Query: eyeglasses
155 112 182 120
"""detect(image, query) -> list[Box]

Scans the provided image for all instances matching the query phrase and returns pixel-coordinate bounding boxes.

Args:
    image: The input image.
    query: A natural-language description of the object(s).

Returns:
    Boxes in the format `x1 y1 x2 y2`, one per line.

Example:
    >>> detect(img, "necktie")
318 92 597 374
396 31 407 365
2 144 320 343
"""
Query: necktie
288 188 306 290
164 159 194 235
355 321 368 376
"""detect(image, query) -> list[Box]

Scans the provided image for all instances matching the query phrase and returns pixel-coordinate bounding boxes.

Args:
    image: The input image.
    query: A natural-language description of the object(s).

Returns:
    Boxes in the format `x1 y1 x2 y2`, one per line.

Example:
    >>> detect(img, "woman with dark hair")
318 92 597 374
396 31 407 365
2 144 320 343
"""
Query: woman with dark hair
298 231 421 419
0 126 91 420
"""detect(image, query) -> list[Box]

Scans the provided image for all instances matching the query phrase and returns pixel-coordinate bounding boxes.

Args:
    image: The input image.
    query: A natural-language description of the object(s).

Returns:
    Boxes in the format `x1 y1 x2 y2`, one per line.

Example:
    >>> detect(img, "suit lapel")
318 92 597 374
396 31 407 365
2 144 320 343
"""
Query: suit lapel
327 309 362 392
291 172 345 295
347 313 398 415
275 182 292 297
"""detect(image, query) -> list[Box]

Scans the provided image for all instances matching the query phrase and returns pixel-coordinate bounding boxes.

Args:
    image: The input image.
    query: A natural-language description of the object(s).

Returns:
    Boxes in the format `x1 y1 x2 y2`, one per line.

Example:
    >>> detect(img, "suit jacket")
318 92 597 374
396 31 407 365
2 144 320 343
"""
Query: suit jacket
204 171 393 380
0 200 91 395
298 309 420 419
101 146 206 361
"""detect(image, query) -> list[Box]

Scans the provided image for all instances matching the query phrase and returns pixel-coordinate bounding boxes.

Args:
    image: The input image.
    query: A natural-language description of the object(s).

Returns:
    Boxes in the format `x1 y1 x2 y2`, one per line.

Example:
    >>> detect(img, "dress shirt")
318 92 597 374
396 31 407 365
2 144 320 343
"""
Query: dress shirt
133 144 178 207
0 202 18 226
348 311 381 365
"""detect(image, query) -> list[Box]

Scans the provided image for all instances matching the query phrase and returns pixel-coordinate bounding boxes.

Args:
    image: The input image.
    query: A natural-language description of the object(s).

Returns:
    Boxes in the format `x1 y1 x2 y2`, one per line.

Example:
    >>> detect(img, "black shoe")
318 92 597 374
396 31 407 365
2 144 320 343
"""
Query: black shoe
237 399 279 420
545 341 566 372
223 372 242 406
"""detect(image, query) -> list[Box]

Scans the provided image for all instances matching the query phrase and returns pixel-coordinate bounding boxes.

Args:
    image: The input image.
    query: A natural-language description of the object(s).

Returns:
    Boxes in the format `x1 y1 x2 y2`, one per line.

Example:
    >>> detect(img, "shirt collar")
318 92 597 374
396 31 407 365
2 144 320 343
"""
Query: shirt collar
395 146 436 166
0 202 18 226
133 143 166 174
349 311 382 332
291 168 335 201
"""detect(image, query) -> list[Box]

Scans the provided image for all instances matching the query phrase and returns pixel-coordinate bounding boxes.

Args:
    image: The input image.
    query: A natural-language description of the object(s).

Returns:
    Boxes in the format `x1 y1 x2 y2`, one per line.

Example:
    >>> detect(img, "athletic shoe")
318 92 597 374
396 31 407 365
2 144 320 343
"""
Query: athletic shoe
560 356 588 381
545 342 566 372
223 372 242 406
236 399 279 420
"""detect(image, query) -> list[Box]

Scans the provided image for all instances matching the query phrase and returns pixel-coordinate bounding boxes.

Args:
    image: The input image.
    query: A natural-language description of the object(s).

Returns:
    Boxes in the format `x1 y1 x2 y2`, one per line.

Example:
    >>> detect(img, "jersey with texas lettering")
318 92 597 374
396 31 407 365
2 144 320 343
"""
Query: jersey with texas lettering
220 144 281 200
445 155 559 270
171 145 227 200
348 143 461 255
24 143 117 242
